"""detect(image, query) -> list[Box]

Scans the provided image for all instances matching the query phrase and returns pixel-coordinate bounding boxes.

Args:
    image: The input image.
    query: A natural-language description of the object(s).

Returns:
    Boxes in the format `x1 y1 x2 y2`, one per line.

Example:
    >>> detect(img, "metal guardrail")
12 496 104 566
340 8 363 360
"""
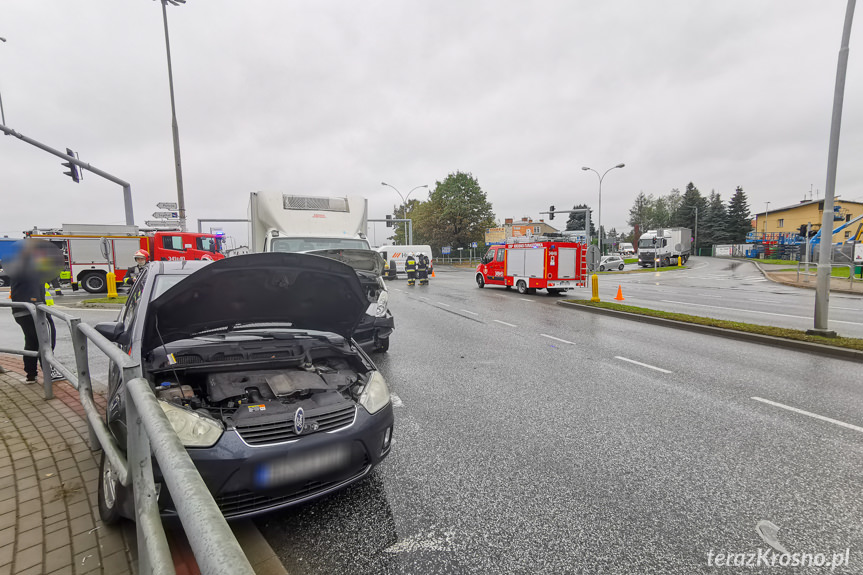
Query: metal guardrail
796 262 856 288
0 300 254 575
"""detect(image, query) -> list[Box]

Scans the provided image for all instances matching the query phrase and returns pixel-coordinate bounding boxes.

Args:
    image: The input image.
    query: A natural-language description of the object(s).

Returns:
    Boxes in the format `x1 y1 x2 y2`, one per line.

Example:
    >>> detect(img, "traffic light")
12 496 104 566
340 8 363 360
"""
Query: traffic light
652 236 657 245
549 205 555 220
385 214 393 228
61 148 80 183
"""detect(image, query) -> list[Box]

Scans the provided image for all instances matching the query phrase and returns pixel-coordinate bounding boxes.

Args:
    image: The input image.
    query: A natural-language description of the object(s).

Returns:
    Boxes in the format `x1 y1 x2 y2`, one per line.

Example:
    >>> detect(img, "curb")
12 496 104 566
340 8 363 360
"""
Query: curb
735 259 863 295
557 300 863 363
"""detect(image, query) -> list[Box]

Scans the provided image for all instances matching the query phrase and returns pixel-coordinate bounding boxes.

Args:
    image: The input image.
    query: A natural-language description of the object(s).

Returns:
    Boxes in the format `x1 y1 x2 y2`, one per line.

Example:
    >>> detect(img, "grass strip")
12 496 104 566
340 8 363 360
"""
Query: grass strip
563 299 863 351
82 296 128 305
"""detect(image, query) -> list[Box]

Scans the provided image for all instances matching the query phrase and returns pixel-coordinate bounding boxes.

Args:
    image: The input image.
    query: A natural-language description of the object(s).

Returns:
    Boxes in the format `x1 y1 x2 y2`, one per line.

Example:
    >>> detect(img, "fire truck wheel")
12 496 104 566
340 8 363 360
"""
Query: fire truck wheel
517 280 527 294
81 273 107 294
476 274 485 288
0 276 7 287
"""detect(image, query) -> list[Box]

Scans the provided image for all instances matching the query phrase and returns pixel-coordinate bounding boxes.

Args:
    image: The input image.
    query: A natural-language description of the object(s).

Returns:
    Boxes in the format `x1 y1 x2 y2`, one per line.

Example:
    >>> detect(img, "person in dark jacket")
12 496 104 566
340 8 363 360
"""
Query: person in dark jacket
124 249 150 286
405 253 418 286
417 252 429 285
7 240 63 383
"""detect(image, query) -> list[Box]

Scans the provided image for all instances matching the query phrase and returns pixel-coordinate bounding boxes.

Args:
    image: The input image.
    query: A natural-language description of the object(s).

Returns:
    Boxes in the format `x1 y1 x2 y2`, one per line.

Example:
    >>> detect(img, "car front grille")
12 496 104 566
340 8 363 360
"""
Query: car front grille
235 404 357 446
213 462 370 517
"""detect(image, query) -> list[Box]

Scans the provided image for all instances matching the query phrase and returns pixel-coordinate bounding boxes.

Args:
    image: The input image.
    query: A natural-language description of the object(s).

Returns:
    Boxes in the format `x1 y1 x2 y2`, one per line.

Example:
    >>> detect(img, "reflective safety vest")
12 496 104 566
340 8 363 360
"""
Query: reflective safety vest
405 257 417 272
44 284 55 306
417 257 428 271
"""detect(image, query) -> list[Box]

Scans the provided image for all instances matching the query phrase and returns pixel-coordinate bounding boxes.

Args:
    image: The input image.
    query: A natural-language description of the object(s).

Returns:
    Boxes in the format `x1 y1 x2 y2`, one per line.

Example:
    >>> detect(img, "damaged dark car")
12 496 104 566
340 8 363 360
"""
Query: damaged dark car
95 252 394 522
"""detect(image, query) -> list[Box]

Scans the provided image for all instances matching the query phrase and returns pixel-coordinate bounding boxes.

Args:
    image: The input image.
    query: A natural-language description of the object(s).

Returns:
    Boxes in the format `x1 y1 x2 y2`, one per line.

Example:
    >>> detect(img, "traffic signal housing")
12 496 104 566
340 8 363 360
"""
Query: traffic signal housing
386 214 393 228
549 205 555 220
61 148 80 183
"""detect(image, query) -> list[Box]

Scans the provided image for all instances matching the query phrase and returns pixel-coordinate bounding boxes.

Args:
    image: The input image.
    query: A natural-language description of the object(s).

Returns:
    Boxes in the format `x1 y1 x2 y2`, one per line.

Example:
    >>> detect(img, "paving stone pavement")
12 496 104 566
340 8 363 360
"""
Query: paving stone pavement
0 354 136 575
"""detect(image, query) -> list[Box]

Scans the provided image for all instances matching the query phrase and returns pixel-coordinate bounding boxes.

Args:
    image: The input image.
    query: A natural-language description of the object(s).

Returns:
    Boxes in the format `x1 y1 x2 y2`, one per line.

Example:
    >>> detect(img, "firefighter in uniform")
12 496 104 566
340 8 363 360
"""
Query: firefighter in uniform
405 252 418 286
417 252 429 285
124 249 149 286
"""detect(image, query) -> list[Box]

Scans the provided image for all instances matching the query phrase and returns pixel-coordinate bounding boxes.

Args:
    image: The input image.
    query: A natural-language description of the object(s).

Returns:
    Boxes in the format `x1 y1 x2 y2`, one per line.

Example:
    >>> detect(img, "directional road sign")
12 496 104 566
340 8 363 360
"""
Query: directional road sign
442 246 451 255
156 202 178 210
145 220 178 228
153 211 179 219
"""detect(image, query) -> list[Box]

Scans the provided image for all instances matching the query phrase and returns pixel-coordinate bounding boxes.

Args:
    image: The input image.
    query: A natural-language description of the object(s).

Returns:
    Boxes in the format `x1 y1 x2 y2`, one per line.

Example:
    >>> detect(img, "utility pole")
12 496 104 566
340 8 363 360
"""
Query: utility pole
811 0 855 337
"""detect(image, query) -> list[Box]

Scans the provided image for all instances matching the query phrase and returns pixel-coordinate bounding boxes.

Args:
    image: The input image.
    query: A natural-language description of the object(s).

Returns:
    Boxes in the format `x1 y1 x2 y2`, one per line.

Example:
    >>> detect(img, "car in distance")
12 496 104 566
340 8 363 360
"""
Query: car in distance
94 253 394 522
599 255 625 271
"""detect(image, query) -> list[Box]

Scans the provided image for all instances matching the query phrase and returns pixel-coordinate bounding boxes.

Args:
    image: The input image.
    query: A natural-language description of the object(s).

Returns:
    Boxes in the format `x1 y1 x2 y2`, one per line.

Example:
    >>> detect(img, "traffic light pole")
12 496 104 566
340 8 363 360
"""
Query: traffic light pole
1 123 134 225
369 218 412 244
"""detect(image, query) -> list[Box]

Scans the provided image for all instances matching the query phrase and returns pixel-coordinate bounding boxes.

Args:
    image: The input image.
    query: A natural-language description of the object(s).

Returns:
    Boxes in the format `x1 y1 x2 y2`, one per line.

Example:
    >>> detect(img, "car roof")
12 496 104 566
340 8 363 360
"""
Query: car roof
149 260 212 275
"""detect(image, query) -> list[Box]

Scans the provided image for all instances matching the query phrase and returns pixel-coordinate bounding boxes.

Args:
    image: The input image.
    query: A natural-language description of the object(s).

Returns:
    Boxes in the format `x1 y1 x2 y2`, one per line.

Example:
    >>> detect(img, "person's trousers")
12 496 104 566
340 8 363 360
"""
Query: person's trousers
14 314 56 379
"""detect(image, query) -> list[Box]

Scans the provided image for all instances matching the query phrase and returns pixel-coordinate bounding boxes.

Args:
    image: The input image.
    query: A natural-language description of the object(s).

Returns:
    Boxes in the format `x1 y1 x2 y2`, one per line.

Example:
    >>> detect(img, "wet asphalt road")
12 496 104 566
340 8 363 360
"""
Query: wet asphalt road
254 267 863 574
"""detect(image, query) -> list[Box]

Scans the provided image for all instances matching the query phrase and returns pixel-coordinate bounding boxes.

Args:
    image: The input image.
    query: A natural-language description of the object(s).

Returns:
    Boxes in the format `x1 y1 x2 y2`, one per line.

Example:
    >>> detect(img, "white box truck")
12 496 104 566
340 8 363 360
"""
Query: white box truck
248 192 394 352
637 228 692 267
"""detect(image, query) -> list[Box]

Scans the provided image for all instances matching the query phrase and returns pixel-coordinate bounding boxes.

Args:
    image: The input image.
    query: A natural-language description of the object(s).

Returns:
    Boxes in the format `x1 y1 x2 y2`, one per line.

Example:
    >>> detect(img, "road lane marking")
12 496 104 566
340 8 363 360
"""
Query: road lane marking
540 334 574 344
614 356 672 374
493 320 518 327
751 397 863 434
833 306 862 311
659 300 862 325
437 302 450 307
390 394 403 407
519 298 533 303
460 309 479 315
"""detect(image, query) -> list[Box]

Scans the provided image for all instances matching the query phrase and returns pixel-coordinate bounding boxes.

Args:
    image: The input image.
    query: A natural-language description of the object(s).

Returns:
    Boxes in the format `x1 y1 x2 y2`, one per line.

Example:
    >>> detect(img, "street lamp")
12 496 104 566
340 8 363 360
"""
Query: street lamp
154 0 188 231
581 163 625 255
381 182 428 244
764 201 770 235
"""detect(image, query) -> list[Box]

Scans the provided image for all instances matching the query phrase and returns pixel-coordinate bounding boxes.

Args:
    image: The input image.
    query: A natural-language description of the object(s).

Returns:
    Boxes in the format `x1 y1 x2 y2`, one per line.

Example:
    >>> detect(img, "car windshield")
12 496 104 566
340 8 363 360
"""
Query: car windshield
638 238 654 249
271 237 370 252
152 275 189 300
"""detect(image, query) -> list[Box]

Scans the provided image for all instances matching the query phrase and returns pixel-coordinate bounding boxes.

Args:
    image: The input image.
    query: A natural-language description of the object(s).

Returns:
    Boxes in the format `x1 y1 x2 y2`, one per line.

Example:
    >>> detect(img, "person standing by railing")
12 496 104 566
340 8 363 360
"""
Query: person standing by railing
6 239 63 383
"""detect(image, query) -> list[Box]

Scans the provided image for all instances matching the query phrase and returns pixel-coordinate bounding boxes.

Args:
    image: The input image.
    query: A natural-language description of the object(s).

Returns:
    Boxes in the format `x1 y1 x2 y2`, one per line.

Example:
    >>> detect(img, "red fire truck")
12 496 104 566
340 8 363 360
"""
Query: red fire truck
27 224 225 293
475 237 587 295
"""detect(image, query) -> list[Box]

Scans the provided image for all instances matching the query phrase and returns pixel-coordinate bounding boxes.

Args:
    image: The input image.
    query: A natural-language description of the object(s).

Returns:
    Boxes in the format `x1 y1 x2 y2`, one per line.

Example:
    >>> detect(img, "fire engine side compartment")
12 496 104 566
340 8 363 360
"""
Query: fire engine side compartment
557 248 578 279
506 247 545 278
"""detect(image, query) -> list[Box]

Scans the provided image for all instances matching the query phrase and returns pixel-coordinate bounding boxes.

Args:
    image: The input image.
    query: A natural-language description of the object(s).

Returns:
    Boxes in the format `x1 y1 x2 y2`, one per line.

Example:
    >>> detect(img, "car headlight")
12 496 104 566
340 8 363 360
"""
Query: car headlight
159 400 224 447
373 277 389 317
359 371 390 414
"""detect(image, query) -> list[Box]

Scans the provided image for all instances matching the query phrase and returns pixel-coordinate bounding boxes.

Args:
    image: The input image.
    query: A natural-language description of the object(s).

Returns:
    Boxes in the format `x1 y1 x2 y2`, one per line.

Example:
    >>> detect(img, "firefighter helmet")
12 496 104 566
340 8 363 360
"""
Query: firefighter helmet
134 249 150 262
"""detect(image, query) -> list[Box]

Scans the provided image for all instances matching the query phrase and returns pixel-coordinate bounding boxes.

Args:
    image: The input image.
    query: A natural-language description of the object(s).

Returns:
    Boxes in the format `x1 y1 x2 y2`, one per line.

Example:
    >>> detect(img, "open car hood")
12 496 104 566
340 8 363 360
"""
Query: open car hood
304 249 385 276
142 252 369 350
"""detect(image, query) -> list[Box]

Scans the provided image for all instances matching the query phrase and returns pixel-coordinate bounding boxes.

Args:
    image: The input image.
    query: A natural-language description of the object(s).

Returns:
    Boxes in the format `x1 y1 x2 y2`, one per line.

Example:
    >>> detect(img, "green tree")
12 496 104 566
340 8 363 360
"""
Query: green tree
700 191 729 248
675 182 708 244
628 192 654 229
413 171 495 255
565 203 595 235
389 199 423 244
726 186 752 243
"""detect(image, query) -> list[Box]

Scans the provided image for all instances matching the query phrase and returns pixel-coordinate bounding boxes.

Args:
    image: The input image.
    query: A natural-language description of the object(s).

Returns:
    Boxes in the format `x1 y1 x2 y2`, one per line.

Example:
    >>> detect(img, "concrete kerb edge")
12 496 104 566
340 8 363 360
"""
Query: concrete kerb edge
737 258 861 295
556 300 863 363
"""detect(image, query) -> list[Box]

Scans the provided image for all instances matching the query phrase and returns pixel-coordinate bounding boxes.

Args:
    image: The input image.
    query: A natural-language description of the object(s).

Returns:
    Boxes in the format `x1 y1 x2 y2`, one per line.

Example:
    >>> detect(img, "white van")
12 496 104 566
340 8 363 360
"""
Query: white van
377 245 434 278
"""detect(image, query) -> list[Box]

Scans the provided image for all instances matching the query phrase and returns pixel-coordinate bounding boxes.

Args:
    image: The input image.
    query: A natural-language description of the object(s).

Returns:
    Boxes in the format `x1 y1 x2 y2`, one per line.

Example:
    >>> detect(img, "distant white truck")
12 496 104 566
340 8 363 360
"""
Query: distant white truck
617 242 635 256
637 228 692 267
248 192 394 352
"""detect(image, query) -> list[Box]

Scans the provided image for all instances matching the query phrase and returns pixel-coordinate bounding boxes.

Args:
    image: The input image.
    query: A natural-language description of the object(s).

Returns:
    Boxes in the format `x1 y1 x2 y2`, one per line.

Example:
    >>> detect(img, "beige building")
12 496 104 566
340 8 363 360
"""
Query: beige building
754 199 863 241
485 217 559 244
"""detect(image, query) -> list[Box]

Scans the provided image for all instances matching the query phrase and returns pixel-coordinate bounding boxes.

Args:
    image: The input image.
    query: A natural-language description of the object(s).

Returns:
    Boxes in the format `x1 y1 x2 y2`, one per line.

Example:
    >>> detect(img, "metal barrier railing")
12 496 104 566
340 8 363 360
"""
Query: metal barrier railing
0 300 254 575
796 262 855 288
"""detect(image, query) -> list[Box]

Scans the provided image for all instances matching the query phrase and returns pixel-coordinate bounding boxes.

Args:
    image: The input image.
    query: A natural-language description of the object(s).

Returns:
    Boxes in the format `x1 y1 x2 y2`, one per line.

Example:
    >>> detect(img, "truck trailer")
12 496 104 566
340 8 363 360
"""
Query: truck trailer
248 192 394 352
637 228 692 267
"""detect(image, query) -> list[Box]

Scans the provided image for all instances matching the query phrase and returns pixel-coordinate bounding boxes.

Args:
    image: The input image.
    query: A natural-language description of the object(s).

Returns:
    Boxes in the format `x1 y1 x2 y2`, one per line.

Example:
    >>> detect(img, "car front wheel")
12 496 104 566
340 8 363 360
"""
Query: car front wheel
98 452 122 525
476 274 485 288
618 264 624 270
599 265 605 272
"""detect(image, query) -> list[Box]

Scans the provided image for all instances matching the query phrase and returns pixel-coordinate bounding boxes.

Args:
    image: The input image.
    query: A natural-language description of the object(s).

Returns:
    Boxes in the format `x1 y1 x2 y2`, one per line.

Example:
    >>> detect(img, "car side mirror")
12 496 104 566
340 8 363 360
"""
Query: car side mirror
94 321 125 343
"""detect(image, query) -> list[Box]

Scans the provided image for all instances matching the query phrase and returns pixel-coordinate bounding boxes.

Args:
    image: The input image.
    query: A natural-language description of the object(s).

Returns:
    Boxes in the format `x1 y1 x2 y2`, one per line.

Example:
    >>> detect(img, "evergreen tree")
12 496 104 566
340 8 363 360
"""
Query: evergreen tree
676 182 708 244
726 186 752 243
627 192 653 230
700 191 729 247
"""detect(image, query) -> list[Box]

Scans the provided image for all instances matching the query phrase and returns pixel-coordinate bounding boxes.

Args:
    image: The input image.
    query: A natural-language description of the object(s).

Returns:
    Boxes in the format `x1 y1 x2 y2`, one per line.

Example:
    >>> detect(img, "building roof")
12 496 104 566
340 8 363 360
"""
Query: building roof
754 198 863 217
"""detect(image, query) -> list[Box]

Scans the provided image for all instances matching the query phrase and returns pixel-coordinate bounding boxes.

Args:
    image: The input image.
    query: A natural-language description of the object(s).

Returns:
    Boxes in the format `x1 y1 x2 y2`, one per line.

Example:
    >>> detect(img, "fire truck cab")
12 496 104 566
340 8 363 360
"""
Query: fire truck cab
475 237 587 295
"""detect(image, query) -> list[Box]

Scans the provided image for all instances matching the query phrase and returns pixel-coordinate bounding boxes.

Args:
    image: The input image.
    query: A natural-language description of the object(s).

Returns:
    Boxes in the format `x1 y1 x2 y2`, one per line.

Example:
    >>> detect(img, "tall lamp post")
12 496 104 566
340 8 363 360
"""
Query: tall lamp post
381 182 428 244
764 202 770 234
155 0 188 231
582 163 625 255
0 36 7 126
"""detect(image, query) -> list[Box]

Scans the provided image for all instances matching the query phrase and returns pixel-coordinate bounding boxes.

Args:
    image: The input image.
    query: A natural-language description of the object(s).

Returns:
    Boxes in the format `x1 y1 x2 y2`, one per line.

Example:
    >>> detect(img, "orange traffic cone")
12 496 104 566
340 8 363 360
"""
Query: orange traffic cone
614 285 625 301
431 269 436 278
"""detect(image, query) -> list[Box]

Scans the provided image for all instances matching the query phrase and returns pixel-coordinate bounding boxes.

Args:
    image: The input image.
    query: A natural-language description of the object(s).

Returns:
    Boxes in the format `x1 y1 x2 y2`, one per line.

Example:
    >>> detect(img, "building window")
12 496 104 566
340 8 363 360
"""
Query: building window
846 231 851 239
848 214 853 222
778 219 784 228
534 226 541 234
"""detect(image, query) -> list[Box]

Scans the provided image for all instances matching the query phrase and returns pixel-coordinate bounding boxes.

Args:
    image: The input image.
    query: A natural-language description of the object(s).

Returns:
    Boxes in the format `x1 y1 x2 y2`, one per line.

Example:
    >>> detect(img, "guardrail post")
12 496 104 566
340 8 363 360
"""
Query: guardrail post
126 379 174 575
70 319 99 451
33 307 54 400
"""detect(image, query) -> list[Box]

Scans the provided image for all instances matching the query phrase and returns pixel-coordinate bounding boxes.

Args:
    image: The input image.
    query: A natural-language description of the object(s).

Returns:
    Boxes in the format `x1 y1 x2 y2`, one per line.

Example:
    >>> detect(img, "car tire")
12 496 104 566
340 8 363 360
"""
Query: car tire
517 280 527 294
98 452 122 525
476 274 485 288
374 337 390 353
0 276 7 287
619 264 624 271
81 273 107 294
599 265 605 271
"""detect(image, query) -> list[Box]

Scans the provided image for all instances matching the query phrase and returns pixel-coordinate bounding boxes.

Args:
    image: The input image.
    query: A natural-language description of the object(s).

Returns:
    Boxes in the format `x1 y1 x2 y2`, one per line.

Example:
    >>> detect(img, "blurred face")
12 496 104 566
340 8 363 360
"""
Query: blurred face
135 257 146 265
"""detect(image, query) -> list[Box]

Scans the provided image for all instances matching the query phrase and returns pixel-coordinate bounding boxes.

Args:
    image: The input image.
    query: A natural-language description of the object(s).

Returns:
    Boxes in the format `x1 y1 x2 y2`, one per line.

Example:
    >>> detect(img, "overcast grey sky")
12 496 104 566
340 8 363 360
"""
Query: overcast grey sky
1 1 861 246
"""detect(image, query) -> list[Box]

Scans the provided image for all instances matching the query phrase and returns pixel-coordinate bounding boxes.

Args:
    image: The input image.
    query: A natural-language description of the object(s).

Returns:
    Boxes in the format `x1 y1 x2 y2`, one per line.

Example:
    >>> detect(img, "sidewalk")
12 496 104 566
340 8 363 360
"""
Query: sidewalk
0 355 136 575
750 262 863 295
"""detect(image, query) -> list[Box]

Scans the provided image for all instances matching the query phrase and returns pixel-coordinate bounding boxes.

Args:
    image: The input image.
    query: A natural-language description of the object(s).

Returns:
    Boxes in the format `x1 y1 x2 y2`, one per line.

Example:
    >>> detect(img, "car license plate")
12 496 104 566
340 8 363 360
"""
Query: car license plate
255 444 351 488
